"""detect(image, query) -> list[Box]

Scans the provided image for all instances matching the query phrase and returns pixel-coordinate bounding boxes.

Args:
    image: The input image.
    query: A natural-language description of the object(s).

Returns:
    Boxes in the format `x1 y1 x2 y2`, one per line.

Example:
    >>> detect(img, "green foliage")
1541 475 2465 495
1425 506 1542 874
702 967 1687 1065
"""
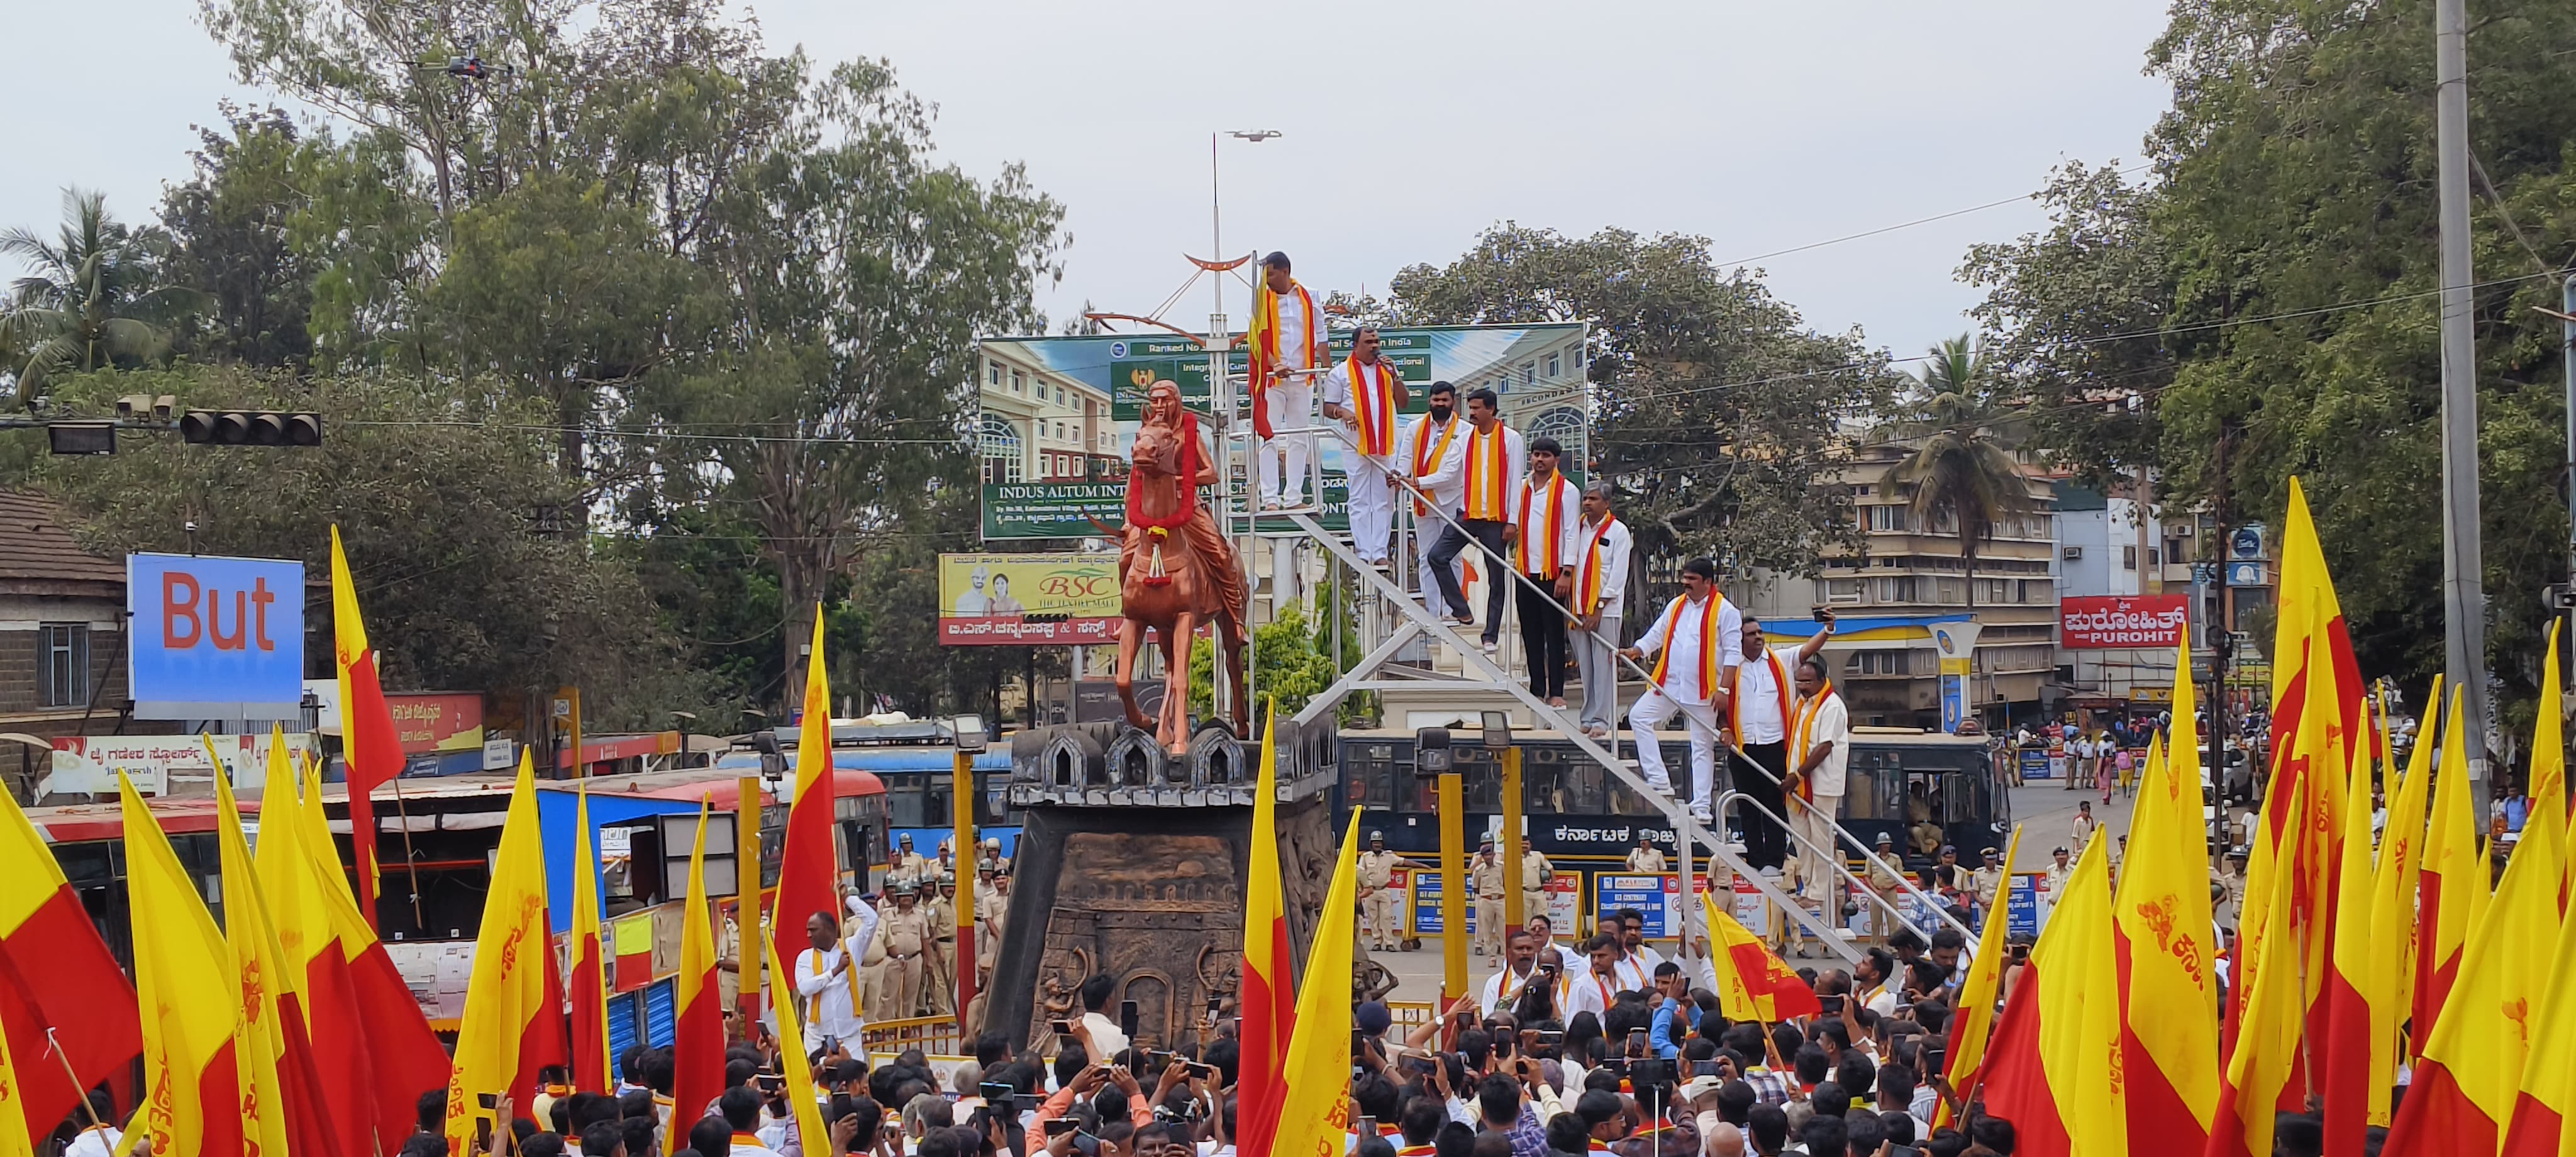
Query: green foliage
159 108 316 370
1 190 206 406
1881 335 2039 603
28 365 718 728
1189 591 1370 724
1391 224 1902 572
1968 0 2576 722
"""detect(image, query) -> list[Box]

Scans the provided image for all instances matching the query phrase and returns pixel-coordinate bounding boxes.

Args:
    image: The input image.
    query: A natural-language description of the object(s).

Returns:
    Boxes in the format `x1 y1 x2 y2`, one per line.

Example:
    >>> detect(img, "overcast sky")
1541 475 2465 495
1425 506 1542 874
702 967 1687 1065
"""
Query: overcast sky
6 0 2174 363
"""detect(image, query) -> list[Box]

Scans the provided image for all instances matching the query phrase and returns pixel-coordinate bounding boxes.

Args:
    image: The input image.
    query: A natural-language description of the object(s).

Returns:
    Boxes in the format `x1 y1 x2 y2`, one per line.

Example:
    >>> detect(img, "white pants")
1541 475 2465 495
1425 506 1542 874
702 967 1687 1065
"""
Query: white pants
1629 689 1719 808
1346 454 1397 563
1260 381 1316 503
1795 793 1843 898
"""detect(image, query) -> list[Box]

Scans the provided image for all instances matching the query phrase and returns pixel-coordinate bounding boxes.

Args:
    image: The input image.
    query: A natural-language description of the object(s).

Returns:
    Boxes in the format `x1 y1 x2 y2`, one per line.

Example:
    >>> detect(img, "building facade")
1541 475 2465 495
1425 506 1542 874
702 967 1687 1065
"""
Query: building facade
975 348 1123 485
0 492 186 800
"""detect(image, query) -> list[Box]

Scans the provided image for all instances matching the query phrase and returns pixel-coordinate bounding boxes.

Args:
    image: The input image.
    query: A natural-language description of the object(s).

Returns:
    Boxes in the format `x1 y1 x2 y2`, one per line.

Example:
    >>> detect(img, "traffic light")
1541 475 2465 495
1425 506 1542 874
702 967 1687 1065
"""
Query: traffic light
178 410 323 447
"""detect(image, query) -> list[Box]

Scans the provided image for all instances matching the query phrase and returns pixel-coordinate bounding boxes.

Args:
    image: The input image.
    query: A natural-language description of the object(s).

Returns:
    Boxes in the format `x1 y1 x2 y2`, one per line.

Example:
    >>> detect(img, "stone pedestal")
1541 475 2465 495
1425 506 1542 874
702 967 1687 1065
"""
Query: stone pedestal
985 719 1337 1053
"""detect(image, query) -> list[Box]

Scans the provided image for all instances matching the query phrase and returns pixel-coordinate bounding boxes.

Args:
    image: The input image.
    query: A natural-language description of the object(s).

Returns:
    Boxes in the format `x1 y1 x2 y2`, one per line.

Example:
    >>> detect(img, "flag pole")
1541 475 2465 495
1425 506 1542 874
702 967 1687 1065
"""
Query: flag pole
389 770 426 926
42 1028 108 1130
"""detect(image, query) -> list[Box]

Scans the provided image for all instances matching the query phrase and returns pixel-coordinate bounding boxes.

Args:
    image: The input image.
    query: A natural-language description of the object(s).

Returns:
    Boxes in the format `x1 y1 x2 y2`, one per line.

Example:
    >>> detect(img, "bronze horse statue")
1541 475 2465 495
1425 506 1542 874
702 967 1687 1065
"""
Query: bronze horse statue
1112 380 1248 754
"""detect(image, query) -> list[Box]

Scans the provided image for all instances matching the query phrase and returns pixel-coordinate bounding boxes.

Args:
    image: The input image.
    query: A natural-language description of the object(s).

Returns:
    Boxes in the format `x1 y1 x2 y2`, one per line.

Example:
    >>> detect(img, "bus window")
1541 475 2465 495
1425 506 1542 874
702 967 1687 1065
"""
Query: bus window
1343 746 1398 809
1524 748 1584 814
1607 776 1662 817
1460 750 1501 812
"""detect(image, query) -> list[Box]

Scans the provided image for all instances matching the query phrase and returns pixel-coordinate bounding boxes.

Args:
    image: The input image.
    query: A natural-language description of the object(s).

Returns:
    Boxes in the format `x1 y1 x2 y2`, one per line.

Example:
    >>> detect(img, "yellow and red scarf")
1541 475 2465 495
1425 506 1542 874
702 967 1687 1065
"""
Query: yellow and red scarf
1346 355 1398 457
1463 425 1510 520
1516 475 1570 575
1726 646 1794 744
1574 517 1619 614
1648 594 1724 695
1789 680 1837 802
1246 279 1318 438
1411 417 1460 516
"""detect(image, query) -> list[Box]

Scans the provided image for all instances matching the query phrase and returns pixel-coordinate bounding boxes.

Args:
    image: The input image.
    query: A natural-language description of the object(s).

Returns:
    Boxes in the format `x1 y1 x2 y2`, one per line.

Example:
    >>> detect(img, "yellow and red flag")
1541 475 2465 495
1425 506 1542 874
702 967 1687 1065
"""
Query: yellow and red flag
330 526 406 924
1980 831 2124 1157
2318 717 2381 1157
570 783 613 1093
2363 677 2438 1127
0 783 138 1147
1269 812 1367 1157
674 800 724 1127
1697 895 1824 1024
2255 480 2363 1044
2414 685 2484 1056
773 614 840 978
209 740 338 1157
2384 749 2566 1156
1235 706 1298 1156
2203 743 2311 1157
2501 861 2576 1156
0 992 30 1157
253 741 378 1157
2114 672 2219 1152
443 751 555 1156
1935 824 2022 1131
756 927 831 1157
119 772 246 1157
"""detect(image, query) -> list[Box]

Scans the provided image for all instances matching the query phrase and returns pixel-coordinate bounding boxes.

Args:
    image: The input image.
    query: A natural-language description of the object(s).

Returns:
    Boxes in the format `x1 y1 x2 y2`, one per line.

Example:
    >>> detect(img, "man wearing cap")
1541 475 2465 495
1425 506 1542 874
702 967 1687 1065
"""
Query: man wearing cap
1358 832 1407 952
876 883 930 1017
2218 848 2248 929
1470 838 1505 958
894 834 930 881
1519 838 1556 931
923 875 960 1015
1967 848 2006 931
2041 846 2075 922
1626 833 1667 873
1865 833 1907 939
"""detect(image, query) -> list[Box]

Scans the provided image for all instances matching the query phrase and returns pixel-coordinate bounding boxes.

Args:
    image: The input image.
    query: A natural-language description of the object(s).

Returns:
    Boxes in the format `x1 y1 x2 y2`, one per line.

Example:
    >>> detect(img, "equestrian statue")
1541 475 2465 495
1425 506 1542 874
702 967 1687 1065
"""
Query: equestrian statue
1113 379 1249 753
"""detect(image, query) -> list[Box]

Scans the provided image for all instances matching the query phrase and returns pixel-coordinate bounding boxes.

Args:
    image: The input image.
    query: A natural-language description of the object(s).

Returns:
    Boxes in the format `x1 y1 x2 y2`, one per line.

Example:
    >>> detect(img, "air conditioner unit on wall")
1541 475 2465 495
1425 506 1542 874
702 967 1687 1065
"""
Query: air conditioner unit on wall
2062 546 2084 560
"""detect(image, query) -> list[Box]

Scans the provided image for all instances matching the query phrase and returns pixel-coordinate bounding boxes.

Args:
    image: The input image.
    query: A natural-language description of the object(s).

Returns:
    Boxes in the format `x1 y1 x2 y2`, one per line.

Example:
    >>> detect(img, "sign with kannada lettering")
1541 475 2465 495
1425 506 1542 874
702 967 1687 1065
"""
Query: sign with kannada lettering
976 323 1591 540
2059 594 2190 649
938 553 1121 646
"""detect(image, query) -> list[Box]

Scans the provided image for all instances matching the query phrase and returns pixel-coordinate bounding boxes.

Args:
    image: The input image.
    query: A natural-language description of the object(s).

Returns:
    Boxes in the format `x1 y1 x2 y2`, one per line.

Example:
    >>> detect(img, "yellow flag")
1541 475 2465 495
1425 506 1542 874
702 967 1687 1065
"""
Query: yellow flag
758 922 832 1156
2114 716 2220 1143
2416 685 2486 1051
2409 750 2566 1131
2029 831 2125 1157
2366 676 2439 1122
209 739 294 1157
2502 855 2576 1154
442 751 551 1156
1936 824 2021 1129
0 992 31 1157
118 773 244 1157
1269 813 1367 1156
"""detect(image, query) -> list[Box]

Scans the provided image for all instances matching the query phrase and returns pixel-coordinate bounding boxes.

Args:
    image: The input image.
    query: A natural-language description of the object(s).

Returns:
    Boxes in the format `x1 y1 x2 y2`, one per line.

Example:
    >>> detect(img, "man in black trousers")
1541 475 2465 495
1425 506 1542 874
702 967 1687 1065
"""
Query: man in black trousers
1724 609 1835 871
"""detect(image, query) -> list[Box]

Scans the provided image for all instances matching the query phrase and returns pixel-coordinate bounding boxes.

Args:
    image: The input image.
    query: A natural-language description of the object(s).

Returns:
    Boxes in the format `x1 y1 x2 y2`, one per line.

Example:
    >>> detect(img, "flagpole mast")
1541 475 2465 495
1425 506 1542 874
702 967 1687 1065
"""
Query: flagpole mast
2433 0 2491 816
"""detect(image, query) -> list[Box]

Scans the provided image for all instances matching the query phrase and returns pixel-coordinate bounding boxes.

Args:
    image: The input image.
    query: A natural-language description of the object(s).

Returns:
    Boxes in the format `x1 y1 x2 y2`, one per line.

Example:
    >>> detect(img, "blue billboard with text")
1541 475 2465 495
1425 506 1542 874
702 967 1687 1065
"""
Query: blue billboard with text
127 552 306 718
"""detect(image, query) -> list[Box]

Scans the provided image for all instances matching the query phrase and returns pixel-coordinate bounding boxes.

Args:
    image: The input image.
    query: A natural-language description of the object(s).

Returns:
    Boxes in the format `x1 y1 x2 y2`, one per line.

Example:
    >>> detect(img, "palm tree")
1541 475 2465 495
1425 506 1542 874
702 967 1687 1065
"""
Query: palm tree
1884 333 2035 611
0 188 204 407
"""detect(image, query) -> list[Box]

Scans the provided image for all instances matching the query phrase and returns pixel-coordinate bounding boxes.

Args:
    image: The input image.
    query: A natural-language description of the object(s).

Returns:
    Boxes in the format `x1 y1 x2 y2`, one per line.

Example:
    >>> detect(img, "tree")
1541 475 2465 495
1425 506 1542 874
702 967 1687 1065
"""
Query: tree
1 189 204 407
159 108 318 370
1880 335 2037 610
1391 224 1900 577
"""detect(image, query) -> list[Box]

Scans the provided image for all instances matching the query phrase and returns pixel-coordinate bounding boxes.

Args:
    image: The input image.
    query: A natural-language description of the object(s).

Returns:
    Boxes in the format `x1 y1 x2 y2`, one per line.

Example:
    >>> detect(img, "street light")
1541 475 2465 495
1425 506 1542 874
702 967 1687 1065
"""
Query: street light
1212 130 1284 318
949 714 987 1031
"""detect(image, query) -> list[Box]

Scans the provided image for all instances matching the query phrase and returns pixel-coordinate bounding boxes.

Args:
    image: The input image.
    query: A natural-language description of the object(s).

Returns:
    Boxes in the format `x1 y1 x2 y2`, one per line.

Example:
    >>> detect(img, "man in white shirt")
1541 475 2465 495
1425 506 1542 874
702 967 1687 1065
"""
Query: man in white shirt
1563 934 1626 1022
1510 436 1582 706
1614 910 1667 988
60 1094 118 1157
1480 925 1554 1017
1784 655 1852 899
1620 557 1741 822
1566 482 1632 739
1423 387 1526 651
1075 973 1131 1058
1319 325 1408 566
1723 611 1837 873
1248 251 1332 511
1404 382 1467 607
788 905 878 1044
1526 913 1582 972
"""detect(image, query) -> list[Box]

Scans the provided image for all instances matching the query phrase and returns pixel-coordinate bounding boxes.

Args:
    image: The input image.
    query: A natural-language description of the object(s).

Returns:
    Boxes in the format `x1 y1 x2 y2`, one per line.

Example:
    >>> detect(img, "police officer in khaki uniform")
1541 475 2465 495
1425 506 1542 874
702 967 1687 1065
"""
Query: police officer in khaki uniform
876 884 931 1017
895 834 931 881
2218 848 2248 929
1357 833 1405 951
2040 846 2077 922
1469 839 1504 958
1626 834 1668 873
1865 831 1907 939
1518 838 1554 928
1967 846 2007 929
972 863 1004 963
923 875 960 1015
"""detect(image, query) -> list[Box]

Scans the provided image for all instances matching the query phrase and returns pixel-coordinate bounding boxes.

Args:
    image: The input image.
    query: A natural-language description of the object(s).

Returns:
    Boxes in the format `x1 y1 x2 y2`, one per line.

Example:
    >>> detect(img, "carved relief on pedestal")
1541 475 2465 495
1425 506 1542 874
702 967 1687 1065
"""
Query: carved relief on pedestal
1024 831 1246 1053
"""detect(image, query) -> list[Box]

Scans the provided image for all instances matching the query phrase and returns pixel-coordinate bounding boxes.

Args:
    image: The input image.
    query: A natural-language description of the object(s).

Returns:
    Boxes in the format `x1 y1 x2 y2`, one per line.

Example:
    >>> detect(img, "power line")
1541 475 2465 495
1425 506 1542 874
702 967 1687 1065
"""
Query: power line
1716 163 2158 267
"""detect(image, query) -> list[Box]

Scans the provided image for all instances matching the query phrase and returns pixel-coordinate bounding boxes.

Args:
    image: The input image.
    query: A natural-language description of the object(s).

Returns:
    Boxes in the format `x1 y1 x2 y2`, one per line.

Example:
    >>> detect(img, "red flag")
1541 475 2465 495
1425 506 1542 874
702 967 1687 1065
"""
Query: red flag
570 785 613 1093
0 783 141 1146
1976 967 2072 1155
331 526 405 926
1236 709 1297 1154
672 802 724 1129
773 614 840 977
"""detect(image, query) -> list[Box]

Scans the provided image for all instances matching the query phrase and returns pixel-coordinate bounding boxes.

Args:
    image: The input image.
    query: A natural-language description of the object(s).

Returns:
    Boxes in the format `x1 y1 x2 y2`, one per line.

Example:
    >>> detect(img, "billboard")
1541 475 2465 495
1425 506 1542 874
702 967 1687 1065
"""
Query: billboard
939 553 1121 645
975 323 1591 540
47 731 320 798
127 552 307 719
2060 594 2190 648
387 692 486 755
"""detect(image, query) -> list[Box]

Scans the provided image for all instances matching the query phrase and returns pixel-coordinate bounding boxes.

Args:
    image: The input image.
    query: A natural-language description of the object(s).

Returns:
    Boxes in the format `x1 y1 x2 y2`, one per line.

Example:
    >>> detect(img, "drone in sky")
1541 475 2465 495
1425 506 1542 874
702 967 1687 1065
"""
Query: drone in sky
404 54 516 80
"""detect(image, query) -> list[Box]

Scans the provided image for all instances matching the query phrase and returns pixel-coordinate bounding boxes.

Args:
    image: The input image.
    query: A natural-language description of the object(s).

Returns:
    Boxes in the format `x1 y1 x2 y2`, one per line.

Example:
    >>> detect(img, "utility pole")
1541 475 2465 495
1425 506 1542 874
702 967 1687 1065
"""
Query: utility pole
2434 0 2492 814
2208 426 2233 803
2560 275 2575 684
